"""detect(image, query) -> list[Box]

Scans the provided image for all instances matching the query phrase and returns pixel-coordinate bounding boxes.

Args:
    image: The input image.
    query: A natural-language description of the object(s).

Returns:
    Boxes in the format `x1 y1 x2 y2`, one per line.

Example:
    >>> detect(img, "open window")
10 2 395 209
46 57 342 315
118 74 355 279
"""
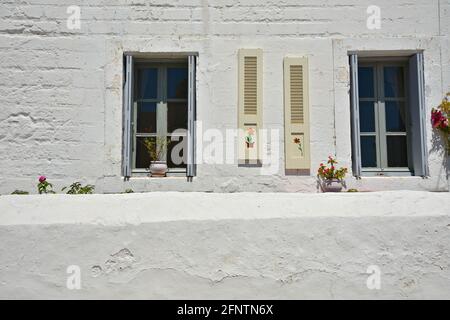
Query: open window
122 54 197 178
349 53 428 177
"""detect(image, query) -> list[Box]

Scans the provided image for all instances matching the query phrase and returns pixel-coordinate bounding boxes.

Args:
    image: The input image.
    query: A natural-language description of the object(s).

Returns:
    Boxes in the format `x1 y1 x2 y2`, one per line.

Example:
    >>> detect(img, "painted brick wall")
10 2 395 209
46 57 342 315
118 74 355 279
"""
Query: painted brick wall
0 0 448 193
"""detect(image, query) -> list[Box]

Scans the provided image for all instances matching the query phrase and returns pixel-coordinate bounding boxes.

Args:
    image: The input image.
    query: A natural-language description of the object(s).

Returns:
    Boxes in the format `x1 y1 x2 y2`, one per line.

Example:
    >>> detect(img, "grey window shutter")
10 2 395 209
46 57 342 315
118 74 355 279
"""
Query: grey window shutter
349 54 362 178
187 55 197 178
409 53 429 177
122 55 134 179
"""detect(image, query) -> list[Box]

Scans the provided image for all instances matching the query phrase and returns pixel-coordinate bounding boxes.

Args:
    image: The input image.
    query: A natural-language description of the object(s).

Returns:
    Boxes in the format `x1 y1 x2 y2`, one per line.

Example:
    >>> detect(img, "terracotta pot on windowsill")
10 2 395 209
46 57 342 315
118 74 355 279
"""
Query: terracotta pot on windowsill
149 161 168 177
246 142 255 148
320 179 344 193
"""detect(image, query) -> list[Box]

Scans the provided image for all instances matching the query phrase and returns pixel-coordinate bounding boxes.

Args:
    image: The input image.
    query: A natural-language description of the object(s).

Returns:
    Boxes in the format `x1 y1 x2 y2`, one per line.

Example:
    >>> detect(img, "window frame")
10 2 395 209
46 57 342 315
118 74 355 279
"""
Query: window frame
358 58 413 176
132 60 189 175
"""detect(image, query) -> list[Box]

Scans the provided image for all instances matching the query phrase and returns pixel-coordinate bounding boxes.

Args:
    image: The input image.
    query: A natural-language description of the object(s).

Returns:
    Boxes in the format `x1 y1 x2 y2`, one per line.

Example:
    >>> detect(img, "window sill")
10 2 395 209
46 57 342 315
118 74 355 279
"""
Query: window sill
361 169 413 177
130 171 187 178
128 176 188 180
359 173 420 178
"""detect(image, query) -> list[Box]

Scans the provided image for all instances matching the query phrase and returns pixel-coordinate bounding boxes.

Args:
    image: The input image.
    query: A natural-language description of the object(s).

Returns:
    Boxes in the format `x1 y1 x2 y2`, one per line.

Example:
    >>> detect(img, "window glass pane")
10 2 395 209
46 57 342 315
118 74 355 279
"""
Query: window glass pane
358 67 374 98
361 136 377 168
385 101 406 132
136 102 157 133
384 66 405 98
138 68 158 99
167 68 188 99
167 137 187 169
135 137 154 169
387 136 408 167
359 101 376 132
167 102 188 133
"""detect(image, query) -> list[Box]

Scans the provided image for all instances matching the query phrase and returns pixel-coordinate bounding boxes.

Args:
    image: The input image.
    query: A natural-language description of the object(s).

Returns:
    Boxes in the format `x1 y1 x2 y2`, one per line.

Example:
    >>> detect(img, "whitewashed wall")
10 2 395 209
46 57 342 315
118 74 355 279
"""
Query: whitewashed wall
0 0 449 193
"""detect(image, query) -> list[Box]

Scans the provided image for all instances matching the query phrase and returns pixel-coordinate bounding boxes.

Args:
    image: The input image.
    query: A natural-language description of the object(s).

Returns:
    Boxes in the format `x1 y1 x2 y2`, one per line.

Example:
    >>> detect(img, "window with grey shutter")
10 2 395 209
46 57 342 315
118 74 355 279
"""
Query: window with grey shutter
349 53 428 177
122 54 197 179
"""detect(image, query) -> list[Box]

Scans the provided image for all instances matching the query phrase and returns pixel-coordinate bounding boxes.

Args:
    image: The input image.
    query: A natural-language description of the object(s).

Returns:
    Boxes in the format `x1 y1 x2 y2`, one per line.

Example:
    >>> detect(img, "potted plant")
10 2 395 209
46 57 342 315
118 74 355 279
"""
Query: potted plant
245 128 255 148
143 137 169 177
317 156 348 192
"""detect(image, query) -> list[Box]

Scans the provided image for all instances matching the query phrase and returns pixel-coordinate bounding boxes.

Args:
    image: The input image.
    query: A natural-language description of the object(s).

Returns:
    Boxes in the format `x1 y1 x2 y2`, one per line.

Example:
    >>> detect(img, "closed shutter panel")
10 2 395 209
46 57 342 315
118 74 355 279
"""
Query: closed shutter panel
349 54 362 178
409 53 429 177
238 49 263 165
122 55 134 179
284 57 310 175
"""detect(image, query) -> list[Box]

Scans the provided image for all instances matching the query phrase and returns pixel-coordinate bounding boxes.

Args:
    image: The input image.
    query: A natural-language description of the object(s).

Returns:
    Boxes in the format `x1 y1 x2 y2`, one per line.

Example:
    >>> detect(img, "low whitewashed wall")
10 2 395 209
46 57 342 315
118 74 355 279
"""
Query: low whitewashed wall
0 191 449 299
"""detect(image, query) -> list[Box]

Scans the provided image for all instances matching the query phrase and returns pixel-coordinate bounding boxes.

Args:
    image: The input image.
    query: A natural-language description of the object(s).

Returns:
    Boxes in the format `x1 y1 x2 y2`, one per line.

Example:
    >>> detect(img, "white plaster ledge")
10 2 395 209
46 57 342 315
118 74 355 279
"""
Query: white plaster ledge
1 191 449 226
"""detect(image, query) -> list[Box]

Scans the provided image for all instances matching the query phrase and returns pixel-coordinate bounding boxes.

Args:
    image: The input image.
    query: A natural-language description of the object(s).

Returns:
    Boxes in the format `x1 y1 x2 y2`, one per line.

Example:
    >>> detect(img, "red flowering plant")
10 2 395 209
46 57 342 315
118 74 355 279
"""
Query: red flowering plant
37 176 55 194
317 156 348 181
431 93 450 154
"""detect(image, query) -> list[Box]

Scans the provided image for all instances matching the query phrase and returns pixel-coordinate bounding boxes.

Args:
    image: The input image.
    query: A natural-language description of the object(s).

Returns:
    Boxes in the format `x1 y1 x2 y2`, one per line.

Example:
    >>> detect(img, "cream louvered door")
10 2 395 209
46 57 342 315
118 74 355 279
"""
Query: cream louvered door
284 57 310 174
238 49 263 164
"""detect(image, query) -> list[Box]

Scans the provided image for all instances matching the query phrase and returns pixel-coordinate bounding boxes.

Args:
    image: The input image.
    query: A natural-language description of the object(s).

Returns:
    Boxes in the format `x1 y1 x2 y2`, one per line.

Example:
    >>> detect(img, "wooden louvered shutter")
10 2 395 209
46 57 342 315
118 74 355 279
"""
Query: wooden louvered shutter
238 49 263 165
284 57 310 175
409 53 429 177
349 54 362 178
122 55 134 179
187 55 197 178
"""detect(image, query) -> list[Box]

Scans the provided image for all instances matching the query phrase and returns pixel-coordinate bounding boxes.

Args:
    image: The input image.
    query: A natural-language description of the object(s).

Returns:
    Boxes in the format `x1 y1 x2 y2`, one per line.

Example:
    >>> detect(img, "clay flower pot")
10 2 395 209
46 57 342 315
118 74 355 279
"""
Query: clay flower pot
149 161 168 177
246 142 255 148
321 179 344 193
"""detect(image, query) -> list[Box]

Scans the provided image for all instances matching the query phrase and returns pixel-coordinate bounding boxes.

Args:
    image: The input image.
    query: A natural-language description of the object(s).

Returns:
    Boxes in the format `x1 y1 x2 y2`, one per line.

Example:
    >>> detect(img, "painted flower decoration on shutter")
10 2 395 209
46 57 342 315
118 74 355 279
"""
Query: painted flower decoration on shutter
293 137 303 156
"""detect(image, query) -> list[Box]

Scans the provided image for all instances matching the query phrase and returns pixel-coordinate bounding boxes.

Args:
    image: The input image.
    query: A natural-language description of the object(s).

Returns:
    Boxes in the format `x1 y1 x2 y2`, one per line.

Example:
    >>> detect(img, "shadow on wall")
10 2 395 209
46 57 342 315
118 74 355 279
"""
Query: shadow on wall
430 130 450 182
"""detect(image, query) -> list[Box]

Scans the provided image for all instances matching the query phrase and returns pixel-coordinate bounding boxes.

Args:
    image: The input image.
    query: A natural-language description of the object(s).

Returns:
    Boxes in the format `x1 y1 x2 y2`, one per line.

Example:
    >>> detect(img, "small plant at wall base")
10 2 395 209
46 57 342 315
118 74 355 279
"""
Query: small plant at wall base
317 156 348 193
62 182 95 194
37 176 55 194
11 190 29 195
143 137 169 177
431 92 450 155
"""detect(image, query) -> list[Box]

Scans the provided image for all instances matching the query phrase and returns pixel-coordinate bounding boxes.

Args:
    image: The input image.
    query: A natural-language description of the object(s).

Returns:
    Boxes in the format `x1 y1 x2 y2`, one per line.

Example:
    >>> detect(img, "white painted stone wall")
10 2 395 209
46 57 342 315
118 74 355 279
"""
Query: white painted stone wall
0 0 449 193
0 191 449 299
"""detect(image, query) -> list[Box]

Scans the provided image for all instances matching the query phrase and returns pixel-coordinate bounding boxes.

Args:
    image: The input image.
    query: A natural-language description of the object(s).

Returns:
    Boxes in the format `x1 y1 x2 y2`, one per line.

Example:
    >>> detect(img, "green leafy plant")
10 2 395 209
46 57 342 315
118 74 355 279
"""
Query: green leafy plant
317 156 348 181
11 190 29 195
143 137 169 162
62 182 95 194
37 176 55 194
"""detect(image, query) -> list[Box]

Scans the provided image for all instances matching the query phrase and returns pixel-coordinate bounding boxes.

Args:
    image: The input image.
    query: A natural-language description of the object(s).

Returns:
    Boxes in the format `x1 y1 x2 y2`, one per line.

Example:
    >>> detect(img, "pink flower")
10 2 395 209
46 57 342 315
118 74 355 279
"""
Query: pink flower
431 109 446 128
38 176 46 183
